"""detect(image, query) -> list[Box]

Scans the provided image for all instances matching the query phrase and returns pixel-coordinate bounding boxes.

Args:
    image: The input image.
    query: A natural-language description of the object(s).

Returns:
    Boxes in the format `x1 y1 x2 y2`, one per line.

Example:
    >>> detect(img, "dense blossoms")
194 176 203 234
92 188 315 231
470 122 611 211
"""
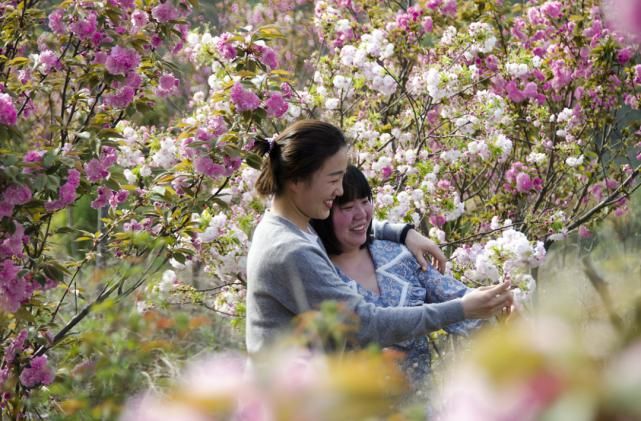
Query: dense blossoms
264 92 289 117
19 356 55 388
156 73 180 97
45 169 81 212
230 82 261 112
105 46 141 76
0 259 30 313
152 2 179 23
0 93 17 126
70 12 98 40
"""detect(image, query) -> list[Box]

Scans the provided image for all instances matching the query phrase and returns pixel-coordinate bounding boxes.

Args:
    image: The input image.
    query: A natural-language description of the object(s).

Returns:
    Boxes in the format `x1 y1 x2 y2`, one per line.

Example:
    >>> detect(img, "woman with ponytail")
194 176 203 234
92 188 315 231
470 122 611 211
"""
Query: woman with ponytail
245 120 512 354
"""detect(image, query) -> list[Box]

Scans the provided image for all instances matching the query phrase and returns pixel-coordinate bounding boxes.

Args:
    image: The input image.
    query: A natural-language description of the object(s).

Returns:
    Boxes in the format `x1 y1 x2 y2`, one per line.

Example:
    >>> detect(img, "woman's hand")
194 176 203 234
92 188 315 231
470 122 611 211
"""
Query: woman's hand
461 282 513 319
404 229 447 273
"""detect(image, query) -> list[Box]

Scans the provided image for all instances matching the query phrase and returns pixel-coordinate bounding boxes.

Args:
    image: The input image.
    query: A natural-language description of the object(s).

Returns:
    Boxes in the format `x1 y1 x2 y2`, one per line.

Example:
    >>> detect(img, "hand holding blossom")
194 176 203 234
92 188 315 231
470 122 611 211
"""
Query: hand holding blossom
404 229 447 273
461 281 514 319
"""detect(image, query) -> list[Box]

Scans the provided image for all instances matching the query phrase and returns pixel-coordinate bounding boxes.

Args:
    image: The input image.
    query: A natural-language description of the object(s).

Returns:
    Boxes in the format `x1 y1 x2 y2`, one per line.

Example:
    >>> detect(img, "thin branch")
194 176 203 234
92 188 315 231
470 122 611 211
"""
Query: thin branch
582 256 624 332
440 221 525 248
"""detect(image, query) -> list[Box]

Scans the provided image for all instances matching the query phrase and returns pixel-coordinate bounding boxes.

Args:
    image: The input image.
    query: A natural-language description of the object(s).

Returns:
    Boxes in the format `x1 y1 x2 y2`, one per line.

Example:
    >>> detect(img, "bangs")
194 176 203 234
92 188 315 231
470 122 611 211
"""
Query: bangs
335 165 372 205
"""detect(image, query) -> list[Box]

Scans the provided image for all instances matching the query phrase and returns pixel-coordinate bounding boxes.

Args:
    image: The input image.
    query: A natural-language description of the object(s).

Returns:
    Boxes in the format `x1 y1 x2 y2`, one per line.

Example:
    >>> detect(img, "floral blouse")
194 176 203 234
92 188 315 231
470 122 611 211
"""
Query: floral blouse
333 240 483 388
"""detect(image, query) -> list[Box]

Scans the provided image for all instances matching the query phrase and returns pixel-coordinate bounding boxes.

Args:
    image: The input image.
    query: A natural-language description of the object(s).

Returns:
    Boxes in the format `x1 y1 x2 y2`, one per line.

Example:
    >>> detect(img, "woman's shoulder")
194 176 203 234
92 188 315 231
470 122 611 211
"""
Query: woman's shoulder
369 239 409 262
370 240 422 277
250 215 325 260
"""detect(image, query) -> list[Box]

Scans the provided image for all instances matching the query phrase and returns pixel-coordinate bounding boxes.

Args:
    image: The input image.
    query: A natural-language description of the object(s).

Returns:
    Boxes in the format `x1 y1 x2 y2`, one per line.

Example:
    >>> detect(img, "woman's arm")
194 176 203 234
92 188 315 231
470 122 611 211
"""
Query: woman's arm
372 221 447 273
277 243 466 346
419 267 485 335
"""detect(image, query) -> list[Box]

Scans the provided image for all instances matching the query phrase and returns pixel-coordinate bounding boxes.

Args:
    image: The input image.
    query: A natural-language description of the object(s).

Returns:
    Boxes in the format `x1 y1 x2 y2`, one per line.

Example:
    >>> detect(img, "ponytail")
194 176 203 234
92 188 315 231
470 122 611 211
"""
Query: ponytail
252 135 282 196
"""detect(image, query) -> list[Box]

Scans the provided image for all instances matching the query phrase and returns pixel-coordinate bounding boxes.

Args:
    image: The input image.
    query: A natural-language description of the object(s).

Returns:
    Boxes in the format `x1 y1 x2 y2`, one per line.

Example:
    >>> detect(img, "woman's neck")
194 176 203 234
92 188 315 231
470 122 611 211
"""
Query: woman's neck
330 245 368 268
271 195 310 231
330 245 379 295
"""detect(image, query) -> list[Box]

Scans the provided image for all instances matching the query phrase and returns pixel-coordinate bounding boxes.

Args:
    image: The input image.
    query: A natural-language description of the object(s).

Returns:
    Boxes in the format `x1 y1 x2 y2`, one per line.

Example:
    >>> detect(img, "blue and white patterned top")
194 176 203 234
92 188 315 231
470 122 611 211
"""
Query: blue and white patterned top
333 240 482 388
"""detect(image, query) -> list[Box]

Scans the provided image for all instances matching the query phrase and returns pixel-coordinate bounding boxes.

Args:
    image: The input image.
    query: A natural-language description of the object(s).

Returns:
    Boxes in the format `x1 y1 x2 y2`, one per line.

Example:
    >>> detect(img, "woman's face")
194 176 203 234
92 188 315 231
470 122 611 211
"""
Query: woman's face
290 147 349 221
331 196 373 252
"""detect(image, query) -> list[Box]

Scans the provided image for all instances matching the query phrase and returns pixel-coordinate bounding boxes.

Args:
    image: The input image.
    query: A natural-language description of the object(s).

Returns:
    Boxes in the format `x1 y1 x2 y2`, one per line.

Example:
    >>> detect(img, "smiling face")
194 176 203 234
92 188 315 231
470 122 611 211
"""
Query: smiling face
331 196 374 252
289 146 349 222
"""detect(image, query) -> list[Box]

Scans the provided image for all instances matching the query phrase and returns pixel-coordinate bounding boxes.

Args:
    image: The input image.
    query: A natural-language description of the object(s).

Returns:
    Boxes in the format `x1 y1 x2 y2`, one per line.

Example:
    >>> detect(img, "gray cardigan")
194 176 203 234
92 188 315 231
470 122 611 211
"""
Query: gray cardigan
245 213 464 353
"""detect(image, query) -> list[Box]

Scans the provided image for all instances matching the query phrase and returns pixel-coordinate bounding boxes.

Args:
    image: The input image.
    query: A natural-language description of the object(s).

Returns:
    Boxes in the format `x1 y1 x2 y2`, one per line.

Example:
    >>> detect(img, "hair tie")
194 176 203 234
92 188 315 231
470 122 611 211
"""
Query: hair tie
267 137 276 153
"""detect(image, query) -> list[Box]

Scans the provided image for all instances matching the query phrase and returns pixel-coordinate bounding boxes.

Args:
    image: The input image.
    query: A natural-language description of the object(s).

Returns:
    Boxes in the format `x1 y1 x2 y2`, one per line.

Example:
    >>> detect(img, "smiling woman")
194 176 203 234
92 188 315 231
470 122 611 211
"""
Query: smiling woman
245 121 513 355
311 165 486 388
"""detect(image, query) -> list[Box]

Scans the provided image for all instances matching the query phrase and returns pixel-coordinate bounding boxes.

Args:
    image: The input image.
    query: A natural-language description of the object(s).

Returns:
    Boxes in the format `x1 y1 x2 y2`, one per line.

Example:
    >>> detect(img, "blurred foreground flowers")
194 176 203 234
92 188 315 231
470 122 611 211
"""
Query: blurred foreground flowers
437 315 641 421
120 346 409 421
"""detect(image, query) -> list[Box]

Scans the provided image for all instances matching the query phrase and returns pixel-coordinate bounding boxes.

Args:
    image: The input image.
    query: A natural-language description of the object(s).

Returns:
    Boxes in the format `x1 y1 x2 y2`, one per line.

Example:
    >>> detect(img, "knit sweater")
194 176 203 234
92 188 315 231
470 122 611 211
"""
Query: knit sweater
245 213 464 353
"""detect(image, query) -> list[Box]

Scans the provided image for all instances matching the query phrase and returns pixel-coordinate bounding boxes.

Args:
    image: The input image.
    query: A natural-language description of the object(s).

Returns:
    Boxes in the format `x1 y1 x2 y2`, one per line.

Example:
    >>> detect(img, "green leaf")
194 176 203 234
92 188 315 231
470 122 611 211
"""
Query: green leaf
245 153 263 170
43 151 56 168
210 197 230 209
7 56 29 66
43 262 66 282
98 128 124 139
55 226 78 234
32 174 48 191
172 252 186 265
104 178 121 191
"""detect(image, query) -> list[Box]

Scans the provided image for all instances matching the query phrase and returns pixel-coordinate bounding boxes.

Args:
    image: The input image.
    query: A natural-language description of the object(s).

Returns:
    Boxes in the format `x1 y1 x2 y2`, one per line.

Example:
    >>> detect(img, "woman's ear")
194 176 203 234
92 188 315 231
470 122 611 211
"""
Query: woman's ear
285 178 303 196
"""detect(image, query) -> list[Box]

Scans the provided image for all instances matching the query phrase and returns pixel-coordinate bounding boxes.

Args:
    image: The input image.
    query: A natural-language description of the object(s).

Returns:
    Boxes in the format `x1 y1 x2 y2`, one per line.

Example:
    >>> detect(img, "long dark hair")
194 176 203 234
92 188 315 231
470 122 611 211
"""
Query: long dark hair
310 165 373 255
252 120 347 197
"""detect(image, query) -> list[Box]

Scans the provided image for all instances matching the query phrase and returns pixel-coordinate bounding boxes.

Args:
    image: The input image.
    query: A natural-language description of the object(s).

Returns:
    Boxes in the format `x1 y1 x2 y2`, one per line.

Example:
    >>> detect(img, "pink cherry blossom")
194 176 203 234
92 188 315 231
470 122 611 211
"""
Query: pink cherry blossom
115 0 134 9
578 225 592 238
506 81 525 103
70 12 97 40
216 33 237 60
4 329 28 364
48 9 66 34
155 73 180 97
152 2 179 23
109 190 129 208
3 184 32 205
422 16 433 32
84 159 110 182
131 9 149 29
209 115 228 136
515 172 533 193
91 186 113 209
0 203 14 219
230 83 261 112
541 1 562 19
39 50 62 74
259 47 278 69
105 86 135 108
0 222 27 258
23 150 45 165
280 83 293 99
429 214 447 228
223 156 242 175
264 92 288 117
617 47 634 64
550 60 572 90
194 156 226 179
105 46 141 76
0 93 17 126
0 259 31 313
84 148 118 182
45 169 80 212
19 356 55 388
